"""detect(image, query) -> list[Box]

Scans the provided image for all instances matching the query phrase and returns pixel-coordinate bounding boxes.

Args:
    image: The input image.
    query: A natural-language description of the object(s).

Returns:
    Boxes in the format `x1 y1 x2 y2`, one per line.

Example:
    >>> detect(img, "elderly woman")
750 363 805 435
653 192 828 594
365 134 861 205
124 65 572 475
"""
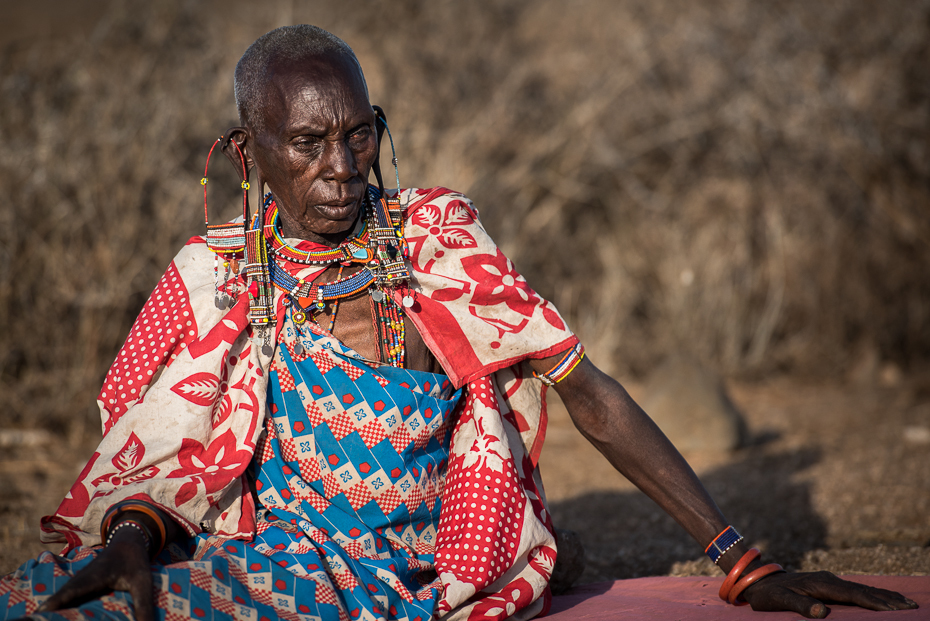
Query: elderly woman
0 24 917 621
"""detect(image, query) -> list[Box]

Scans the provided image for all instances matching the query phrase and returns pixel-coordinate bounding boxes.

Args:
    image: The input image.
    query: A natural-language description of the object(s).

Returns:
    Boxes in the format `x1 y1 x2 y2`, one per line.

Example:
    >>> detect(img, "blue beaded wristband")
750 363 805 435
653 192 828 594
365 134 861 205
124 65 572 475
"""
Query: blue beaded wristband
705 526 743 564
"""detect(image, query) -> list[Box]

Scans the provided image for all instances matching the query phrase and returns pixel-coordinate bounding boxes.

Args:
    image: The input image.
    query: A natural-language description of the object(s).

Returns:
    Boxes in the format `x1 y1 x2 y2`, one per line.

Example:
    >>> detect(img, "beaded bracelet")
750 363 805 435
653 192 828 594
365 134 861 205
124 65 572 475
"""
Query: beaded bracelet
534 343 585 386
100 500 168 557
105 520 152 554
728 563 785 605
705 525 743 564
718 547 760 601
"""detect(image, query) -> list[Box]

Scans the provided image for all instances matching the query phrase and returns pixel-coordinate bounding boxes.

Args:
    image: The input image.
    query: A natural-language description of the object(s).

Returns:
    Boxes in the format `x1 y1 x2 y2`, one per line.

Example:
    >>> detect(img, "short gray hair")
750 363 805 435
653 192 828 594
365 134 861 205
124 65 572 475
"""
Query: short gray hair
234 25 365 132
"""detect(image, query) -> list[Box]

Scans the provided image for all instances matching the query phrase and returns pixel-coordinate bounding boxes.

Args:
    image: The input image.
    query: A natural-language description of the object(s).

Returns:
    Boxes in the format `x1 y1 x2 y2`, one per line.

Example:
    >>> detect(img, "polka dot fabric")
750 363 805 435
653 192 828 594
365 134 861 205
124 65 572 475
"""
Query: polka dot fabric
98 261 197 434
432 375 557 621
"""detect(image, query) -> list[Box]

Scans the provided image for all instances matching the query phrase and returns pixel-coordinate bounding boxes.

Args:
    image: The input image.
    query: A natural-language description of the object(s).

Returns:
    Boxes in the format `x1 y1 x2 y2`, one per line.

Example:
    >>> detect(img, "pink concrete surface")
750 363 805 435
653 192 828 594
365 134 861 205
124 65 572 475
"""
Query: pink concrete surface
547 576 929 620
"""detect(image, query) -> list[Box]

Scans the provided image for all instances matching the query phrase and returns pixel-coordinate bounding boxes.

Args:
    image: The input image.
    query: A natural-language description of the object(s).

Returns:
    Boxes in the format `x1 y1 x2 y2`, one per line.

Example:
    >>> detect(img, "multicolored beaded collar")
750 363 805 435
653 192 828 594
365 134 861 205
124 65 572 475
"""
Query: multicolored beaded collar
264 188 414 366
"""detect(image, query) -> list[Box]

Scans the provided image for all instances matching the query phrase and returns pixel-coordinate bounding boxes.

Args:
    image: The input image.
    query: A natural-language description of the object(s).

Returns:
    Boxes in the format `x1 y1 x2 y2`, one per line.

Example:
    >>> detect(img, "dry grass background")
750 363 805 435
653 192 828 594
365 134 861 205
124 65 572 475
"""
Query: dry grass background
1 0 929 581
2 0 930 432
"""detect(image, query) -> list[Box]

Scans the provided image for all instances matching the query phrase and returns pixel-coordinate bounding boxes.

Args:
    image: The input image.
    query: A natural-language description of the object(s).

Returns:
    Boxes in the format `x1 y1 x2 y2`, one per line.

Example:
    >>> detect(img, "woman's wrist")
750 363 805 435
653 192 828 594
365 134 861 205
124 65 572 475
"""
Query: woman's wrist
101 500 178 559
105 518 154 556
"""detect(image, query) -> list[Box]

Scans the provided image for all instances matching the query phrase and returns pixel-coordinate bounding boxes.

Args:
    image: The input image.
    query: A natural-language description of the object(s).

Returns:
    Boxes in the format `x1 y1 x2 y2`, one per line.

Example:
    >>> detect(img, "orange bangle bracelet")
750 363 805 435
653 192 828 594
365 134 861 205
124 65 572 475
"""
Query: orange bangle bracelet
728 563 784 605
101 502 168 555
718 547 760 601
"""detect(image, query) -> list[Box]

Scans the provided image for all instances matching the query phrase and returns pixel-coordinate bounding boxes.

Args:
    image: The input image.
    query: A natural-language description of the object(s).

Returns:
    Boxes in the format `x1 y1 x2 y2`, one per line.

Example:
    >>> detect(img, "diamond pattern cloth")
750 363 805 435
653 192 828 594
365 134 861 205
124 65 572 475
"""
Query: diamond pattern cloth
0 319 462 621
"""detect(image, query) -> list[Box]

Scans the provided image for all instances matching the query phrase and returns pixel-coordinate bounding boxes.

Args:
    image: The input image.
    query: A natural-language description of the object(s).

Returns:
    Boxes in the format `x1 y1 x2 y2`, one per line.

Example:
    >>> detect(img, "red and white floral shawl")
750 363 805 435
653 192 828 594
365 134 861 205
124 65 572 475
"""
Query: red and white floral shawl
40 188 578 620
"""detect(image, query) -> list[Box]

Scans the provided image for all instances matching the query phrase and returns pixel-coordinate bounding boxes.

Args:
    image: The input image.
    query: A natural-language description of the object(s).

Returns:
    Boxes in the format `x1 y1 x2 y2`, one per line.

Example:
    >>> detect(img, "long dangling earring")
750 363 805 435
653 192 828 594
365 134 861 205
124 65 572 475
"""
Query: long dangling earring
202 137 249 309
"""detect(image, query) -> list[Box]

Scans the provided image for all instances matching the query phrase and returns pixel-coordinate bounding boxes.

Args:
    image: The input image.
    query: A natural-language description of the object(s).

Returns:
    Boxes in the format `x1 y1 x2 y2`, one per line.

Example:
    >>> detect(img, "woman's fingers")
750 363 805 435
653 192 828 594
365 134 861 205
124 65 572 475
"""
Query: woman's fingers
36 526 156 619
743 580 829 618
35 569 109 613
125 569 156 621
743 571 919 617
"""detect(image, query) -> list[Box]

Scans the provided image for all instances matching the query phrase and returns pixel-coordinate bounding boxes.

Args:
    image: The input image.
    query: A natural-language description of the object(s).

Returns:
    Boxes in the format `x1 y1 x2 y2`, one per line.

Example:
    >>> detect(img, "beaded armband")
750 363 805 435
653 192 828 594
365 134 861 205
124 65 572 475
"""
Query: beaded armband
534 343 585 386
705 525 743 564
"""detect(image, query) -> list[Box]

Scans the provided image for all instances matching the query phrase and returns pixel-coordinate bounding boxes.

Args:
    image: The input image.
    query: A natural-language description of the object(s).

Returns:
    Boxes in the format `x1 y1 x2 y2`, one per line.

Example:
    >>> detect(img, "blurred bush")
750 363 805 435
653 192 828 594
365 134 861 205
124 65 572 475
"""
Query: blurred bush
1 0 929 431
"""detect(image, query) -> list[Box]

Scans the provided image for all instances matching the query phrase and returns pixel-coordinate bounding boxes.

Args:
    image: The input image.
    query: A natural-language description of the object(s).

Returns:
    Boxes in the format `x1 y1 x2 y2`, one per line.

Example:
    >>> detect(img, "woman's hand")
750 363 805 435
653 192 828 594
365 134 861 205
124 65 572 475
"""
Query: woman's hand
35 524 156 621
742 571 918 618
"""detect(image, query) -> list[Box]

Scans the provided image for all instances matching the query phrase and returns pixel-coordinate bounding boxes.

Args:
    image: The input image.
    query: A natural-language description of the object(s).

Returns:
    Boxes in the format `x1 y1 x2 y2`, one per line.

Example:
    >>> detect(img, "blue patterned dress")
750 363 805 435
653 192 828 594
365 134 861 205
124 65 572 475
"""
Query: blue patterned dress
0 313 463 621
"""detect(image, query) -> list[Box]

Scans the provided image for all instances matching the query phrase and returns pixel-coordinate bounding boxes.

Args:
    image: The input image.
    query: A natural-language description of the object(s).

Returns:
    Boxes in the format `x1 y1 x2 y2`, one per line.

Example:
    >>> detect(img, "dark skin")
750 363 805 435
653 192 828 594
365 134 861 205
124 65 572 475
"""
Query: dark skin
36 50 917 620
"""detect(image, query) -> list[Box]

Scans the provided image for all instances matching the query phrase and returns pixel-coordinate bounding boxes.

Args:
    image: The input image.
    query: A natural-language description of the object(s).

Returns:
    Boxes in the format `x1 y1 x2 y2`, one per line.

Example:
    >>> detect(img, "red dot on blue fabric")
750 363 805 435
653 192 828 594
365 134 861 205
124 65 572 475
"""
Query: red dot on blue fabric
342 394 355 404
351 609 360 618
359 462 371 474
367 583 378 592
270 403 278 413
328 454 340 466
390 467 401 478
373 400 386 411
293 421 305 433
403 406 412 416
214 569 225 580
423 382 431 391
275 579 287 590
281 489 292 499
225 545 237 553
307 564 319 571
277 560 288 567
424 408 433 419
299 605 311 613
256 480 264 490
390 606 398 616
412 467 420 478
250 563 263 571
312 385 323 395
282 465 293 475
194 608 205 617
171 583 182 594
34 584 46 593
235 596 246 604
274 544 286 550
349 528 361 537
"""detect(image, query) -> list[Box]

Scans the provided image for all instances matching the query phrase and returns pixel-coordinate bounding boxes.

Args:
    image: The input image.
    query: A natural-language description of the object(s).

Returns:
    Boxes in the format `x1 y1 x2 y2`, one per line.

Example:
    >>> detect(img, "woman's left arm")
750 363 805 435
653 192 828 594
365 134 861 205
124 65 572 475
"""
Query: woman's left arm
532 354 918 618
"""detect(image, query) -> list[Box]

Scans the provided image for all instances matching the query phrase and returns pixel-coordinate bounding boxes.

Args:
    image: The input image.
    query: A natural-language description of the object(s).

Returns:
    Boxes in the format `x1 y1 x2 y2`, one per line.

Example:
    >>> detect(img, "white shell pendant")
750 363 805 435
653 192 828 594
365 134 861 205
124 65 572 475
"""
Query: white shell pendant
403 295 415 308
371 290 385 302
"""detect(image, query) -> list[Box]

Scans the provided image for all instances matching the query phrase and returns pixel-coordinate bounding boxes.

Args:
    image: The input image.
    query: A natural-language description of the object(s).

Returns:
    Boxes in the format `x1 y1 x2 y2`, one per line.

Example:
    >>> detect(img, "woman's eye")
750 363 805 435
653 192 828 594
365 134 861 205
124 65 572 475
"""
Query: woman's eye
348 127 372 144
295 137 321 151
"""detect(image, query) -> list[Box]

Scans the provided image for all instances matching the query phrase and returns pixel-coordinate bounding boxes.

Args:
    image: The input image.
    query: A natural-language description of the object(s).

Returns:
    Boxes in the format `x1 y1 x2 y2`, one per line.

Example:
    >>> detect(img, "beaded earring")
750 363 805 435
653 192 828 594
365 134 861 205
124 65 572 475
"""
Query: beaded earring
202 137 250 309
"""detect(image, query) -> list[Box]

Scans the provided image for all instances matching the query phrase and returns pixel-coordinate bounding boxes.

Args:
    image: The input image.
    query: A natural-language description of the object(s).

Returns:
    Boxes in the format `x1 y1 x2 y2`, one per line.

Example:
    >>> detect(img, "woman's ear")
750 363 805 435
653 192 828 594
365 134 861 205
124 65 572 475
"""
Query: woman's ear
221 127 252 182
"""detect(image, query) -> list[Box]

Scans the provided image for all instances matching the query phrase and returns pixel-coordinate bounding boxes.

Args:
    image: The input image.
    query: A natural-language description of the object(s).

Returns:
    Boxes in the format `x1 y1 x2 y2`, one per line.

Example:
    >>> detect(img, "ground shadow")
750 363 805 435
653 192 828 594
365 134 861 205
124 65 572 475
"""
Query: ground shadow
549 447 826 582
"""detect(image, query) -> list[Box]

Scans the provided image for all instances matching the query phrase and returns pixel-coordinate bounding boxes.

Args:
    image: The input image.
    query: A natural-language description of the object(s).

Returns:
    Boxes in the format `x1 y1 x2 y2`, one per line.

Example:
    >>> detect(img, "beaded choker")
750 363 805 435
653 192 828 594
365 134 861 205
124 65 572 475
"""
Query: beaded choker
266 188 413 366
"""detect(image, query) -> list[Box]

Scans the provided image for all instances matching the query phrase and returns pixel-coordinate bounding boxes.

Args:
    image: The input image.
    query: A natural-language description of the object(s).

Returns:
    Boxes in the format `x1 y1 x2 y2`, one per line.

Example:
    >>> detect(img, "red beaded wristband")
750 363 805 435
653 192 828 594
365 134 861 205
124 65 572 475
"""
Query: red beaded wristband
727 563 785 605
718 547 760 601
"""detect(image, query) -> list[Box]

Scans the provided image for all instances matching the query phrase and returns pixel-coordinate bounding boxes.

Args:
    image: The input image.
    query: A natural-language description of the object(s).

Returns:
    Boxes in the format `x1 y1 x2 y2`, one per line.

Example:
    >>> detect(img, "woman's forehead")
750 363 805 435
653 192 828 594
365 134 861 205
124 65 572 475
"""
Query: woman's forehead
260 54 370 130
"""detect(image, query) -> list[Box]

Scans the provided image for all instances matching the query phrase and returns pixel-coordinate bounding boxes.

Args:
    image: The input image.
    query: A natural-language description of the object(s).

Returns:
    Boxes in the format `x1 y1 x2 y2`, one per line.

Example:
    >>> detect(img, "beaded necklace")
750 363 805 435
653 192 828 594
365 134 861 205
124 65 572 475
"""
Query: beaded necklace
266 188 413 367
201 110 408 361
